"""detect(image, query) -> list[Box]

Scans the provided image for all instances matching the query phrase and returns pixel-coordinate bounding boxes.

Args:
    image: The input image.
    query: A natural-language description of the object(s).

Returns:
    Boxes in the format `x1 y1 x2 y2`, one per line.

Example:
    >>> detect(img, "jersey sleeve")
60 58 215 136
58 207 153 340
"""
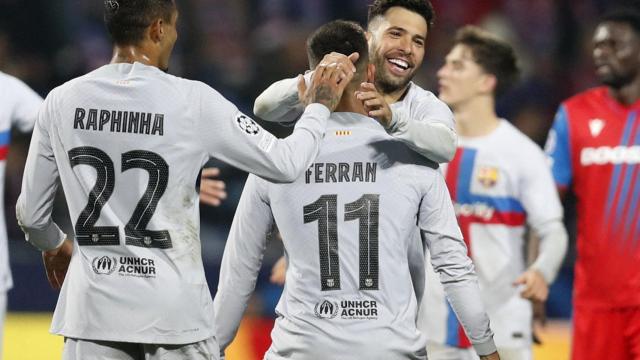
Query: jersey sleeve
196 83 328 183
253 73 312 124
10 76 43 132
16 89 65 251
545 105 572 189
387 96 457 163
407 228 426 308
418 172 496 356
519 146 568 283
213 175 274 353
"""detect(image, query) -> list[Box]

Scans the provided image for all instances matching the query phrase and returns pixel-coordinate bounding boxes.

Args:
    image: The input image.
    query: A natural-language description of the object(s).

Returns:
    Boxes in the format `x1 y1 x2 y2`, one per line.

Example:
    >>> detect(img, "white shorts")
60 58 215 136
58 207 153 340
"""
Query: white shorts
426 342 531 360
62 337 220 360
0 291 6 360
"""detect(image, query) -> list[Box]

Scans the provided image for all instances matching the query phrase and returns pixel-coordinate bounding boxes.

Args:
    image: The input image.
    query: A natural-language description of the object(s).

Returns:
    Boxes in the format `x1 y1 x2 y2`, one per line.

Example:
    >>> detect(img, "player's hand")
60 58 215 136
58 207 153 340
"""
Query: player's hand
270 256 287 285
532 299 546 345
479 351 501 360
356 82 393 128
513 269 549 302
199 167 227 207
315 52 359 84
42 239 73 290
301 57 356 111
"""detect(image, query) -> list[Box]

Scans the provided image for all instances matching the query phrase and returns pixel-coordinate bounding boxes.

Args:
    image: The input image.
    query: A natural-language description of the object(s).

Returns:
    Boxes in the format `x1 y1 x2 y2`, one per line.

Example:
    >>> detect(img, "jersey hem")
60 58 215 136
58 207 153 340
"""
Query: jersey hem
52 328 215 345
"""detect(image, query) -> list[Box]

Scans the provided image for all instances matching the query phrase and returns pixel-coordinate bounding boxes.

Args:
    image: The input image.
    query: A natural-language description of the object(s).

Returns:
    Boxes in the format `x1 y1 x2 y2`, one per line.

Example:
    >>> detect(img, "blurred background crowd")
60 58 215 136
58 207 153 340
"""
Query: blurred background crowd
0 0 626 333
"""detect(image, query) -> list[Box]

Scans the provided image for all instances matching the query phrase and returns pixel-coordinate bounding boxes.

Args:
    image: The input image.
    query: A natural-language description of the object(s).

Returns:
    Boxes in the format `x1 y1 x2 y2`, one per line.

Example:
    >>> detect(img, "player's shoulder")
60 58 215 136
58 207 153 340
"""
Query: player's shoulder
372 136 440 175
167 74 226 102
499 120 542 150
404 82 449 109
498 120 547 164
0 70 33 95
0 70 20 85
50 65 111 96
561 87 608 113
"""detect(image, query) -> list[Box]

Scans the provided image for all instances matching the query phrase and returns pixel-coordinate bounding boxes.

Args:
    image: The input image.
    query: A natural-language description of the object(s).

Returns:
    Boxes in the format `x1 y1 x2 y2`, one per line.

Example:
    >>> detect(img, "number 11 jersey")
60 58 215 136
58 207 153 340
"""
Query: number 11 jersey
215 113 495 359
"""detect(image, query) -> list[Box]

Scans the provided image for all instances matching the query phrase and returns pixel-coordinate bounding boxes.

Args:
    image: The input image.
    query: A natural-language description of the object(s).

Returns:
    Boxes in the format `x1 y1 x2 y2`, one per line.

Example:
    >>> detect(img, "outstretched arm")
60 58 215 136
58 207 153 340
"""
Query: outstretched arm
419 173 497 357
253 52 358 124
254 75 305 124
214 175 273 352
199 64 352 183
357 81 457 163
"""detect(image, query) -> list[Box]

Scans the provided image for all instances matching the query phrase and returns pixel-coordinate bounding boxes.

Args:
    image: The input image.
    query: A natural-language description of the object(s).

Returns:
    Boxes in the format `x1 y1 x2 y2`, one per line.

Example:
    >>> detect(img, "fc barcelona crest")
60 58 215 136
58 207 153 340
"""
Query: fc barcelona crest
477 166 499 188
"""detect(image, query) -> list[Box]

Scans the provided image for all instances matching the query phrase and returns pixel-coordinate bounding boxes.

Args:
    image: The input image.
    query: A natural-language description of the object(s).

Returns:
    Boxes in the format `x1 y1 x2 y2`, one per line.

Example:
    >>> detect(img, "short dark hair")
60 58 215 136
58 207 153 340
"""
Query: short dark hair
367 0 435 31
104 0 176 45
600 7 640 35
454 25 520 97
306 20 369 71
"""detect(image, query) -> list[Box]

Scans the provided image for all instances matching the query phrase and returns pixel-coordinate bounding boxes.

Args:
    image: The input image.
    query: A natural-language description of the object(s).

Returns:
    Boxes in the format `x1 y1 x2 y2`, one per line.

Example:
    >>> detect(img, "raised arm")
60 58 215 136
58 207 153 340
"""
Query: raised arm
419 172 497 358
213 175 273 353
199 64 351 183
254 52 358 124
357 81 457 163
253 75 306 124
386 99 457 163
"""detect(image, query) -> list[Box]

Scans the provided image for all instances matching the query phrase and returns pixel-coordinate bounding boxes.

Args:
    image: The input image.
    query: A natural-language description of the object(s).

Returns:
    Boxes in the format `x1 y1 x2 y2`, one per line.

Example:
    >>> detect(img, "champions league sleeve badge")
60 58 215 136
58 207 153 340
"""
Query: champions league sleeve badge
236 113 261 136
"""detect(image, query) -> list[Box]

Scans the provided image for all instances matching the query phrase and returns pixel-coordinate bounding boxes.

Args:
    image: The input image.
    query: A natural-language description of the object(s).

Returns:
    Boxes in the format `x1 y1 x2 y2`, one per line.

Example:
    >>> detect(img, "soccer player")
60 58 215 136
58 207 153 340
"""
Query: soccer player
545 8 640 360
421 26 568 360
0 71 43 360
213 0 457 286
252 0 457 164
214 20 500 360
14 0 351 358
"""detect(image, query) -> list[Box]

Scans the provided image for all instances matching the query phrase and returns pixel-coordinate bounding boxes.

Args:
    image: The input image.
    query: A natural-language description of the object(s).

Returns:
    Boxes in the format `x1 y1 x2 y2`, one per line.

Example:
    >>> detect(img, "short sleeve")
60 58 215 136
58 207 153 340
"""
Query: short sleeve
545 105 572 189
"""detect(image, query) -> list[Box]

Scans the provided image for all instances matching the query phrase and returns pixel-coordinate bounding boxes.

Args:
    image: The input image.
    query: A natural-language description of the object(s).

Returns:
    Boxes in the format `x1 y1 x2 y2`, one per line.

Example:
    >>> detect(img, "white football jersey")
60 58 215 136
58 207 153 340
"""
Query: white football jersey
420 120 562 349
0 71 42 292
16 62 330 344
215 113 495 359
254 76 456 163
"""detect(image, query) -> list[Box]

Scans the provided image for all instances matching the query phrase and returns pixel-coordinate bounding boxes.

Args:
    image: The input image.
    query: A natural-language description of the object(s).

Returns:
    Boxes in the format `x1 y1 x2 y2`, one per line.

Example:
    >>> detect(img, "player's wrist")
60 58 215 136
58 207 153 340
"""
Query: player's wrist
43 238 71 256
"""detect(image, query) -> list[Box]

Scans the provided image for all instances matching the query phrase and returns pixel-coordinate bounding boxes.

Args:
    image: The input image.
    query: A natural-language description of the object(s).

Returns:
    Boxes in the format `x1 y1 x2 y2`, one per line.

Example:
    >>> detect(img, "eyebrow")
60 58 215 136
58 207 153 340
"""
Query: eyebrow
387 26 426 41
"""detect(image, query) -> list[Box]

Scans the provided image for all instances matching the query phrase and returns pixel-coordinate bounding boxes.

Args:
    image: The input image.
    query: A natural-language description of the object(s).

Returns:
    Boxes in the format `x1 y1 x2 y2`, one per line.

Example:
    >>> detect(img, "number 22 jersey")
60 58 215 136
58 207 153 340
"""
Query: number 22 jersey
16 62 330 344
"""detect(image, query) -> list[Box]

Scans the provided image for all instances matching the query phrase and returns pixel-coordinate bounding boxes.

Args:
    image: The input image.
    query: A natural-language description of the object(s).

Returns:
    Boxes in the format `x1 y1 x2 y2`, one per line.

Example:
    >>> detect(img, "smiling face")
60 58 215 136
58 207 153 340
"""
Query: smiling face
593 21 640 89
368 6 427 94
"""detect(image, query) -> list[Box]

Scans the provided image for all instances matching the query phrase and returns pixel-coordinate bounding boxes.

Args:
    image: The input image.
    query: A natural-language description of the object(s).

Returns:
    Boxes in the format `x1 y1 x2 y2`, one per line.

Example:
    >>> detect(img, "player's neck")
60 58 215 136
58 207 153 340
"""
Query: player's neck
382 83 410 105
608 79 640 106
335 87 367 115
453 96 500 137
110 44 159 68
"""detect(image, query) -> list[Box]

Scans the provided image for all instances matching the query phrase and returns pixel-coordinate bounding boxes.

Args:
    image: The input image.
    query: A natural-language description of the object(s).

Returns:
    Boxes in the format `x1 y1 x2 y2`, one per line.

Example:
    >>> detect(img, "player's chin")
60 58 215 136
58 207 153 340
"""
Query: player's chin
437 92 454 106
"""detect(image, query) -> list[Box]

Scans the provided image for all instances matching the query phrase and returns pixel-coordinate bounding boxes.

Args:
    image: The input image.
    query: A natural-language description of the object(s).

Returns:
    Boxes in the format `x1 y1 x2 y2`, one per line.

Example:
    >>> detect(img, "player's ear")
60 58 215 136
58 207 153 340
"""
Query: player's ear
149 18 164 43
480 74 497 95
367 63 375 84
